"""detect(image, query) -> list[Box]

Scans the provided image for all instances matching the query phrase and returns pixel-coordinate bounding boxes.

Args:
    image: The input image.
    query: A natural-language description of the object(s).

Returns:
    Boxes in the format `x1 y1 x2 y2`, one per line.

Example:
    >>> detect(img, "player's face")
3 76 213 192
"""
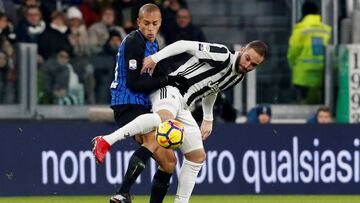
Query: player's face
237 48 264 74
317 111 332 124
137 10 162 42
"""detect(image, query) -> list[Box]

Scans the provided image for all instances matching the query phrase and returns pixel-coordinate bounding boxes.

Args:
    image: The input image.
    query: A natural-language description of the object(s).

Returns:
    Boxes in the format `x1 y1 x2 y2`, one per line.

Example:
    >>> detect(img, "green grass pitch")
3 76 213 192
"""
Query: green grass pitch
1 195 360 203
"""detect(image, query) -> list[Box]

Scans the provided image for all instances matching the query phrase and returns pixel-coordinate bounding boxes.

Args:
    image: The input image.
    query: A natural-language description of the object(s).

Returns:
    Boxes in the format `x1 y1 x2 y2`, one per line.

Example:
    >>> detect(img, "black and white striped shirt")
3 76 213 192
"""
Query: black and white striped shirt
152 40 244 107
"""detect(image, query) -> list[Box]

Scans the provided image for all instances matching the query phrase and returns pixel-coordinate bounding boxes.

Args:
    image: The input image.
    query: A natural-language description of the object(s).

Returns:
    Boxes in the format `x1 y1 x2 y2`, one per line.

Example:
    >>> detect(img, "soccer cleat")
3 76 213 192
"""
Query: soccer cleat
109 193 132 203
91 136 111 164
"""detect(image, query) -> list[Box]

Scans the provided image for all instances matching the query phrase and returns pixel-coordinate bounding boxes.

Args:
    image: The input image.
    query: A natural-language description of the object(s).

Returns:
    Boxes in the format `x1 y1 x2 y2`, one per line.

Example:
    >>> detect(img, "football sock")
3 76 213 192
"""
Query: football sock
103 113 161 145
174 159 203 203
150 169 172 203
118 146 153 194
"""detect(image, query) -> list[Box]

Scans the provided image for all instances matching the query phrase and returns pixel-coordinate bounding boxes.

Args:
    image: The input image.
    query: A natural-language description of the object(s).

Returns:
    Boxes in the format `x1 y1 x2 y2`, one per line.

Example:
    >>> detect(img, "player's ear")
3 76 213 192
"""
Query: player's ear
240 47 245 53
137 17 141 27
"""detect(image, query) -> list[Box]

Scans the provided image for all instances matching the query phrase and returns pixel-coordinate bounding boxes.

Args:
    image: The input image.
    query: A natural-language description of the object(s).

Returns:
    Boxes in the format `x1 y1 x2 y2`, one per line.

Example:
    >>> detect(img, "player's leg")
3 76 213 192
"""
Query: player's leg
111 132 157 198
149 147 176 203
102 113 162 145
95 105 152 203
92 109 163 164
146 86 184 202
175 110 206 203
110 87 182 202
111 114 176 203
104 86 181 145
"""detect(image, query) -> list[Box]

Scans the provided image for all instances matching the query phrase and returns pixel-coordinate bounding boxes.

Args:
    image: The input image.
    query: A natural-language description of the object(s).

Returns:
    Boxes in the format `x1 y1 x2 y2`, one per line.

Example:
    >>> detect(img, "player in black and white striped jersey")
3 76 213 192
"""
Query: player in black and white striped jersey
143 40 266 203
150 40 247 108
101 40 267 203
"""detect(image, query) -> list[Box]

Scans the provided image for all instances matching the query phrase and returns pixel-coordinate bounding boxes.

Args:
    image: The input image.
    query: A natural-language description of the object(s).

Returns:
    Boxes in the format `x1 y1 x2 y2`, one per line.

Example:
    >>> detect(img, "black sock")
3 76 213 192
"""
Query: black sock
118 146 152 194
149 169 172 203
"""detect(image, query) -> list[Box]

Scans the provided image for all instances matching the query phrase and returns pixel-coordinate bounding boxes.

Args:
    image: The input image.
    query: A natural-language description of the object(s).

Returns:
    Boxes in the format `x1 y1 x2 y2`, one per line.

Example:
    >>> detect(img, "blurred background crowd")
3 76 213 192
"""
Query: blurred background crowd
0 0 206 105
0 0 357 123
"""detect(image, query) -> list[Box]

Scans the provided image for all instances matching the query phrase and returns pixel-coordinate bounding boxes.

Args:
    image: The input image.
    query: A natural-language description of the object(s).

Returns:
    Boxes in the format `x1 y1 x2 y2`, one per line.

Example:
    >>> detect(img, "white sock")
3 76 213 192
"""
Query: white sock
174 158 203 203
103 113 161 145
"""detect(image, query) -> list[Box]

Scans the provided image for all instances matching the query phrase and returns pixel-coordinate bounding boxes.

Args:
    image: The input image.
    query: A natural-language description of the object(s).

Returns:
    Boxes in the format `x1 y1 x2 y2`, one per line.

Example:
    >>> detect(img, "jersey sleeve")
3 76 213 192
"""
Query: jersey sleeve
124 37 168 93
151 40 230 64
194 42 230 62
202 93 218 121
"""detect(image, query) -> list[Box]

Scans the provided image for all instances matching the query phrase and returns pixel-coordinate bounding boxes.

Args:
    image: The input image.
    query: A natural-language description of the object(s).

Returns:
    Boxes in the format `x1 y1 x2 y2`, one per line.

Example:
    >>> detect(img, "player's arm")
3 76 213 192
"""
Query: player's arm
200 93 217 140
125 38 168 93
142 40 230 74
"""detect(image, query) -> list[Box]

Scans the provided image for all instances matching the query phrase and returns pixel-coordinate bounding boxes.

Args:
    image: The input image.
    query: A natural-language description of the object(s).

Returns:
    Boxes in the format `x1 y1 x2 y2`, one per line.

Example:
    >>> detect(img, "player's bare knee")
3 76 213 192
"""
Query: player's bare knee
142 131 159 152
161 155 177 173
157 149 177 173
167 153 177 170
185 149 206 164
156 110 174 122
197 150 206 163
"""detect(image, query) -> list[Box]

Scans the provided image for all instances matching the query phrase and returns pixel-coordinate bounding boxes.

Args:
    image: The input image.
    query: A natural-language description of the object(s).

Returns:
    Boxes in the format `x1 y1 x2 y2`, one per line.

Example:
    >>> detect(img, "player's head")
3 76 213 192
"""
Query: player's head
316 106 332 124
137 3 162 42
236 40 267 74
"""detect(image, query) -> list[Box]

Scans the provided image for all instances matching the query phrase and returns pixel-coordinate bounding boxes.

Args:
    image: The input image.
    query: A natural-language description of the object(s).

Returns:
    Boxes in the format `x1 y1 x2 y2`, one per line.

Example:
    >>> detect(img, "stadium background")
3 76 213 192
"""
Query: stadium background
1 0 360 202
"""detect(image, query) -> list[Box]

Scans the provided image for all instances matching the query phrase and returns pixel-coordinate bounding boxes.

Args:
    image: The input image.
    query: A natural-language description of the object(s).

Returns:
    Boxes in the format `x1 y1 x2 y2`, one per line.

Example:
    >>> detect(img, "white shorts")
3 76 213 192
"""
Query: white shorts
150 86 204 154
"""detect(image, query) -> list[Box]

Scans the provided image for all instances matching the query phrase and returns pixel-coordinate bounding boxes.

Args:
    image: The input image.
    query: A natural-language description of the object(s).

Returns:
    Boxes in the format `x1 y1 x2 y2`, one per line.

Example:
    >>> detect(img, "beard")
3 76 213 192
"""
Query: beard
235 52 245 74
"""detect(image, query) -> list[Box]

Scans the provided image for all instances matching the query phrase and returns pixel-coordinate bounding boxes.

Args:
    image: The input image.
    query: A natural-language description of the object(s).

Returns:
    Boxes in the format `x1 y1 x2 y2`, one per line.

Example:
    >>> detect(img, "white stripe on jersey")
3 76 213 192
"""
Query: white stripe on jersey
168 42 244 107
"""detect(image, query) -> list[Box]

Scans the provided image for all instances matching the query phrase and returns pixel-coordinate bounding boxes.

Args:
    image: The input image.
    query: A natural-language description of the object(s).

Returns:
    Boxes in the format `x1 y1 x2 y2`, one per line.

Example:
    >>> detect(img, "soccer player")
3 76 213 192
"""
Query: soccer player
92 3 188 203
93 39 267 202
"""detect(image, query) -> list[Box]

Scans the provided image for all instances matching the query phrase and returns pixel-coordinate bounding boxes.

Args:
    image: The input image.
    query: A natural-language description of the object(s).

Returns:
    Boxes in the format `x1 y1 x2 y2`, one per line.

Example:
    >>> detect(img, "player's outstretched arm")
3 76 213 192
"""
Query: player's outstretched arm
200 120 213 140
141 40 198 74
200 93 217 140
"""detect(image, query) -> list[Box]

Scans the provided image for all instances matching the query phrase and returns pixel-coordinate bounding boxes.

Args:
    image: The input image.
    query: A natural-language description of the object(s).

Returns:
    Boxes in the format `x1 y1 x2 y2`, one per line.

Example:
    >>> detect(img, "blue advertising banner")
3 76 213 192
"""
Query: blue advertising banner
1 121 360 196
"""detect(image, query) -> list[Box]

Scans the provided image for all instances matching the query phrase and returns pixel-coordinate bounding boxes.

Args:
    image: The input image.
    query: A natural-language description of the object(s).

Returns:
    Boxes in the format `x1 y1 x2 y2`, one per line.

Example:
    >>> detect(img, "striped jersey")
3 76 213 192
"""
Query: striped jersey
110 30 159 107
154 41 245 107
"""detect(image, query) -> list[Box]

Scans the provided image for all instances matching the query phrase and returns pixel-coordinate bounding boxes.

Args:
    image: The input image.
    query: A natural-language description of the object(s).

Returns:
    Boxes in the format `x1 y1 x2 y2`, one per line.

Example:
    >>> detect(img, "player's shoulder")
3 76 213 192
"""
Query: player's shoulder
124 30 145 50
198 41 230 54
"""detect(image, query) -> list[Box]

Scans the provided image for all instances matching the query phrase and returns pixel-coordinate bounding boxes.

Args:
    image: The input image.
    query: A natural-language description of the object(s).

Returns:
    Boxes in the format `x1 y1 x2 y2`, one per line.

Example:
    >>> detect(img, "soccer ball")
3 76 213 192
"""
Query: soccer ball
156 119 185 149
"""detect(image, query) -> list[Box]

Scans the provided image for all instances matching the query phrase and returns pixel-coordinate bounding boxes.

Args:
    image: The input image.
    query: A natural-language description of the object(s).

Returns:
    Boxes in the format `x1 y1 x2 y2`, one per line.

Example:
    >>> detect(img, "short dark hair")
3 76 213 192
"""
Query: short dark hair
50 11 65 21
302 1 319 16
316 106 331 116
138 3 160 18
246 40 268 58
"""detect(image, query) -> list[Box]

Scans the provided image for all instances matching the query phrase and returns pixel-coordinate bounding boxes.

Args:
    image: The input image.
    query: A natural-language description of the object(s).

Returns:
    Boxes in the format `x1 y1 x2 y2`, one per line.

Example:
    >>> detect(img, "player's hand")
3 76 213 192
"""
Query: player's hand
141 56 156 75
200 119 213 140
168 75 190 95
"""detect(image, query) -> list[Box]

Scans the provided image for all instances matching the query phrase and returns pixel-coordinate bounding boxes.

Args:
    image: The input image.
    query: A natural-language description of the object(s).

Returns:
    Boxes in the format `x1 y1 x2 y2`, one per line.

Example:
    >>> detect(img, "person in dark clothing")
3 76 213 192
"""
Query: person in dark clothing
103 29 123 56
16 6 45 43
38 11 72 60
166 8 206 44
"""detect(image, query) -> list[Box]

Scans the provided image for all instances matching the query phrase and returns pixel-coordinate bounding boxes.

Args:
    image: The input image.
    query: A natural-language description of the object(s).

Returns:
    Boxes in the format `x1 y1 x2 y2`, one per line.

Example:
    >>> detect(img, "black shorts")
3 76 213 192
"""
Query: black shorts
111 104 151 128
